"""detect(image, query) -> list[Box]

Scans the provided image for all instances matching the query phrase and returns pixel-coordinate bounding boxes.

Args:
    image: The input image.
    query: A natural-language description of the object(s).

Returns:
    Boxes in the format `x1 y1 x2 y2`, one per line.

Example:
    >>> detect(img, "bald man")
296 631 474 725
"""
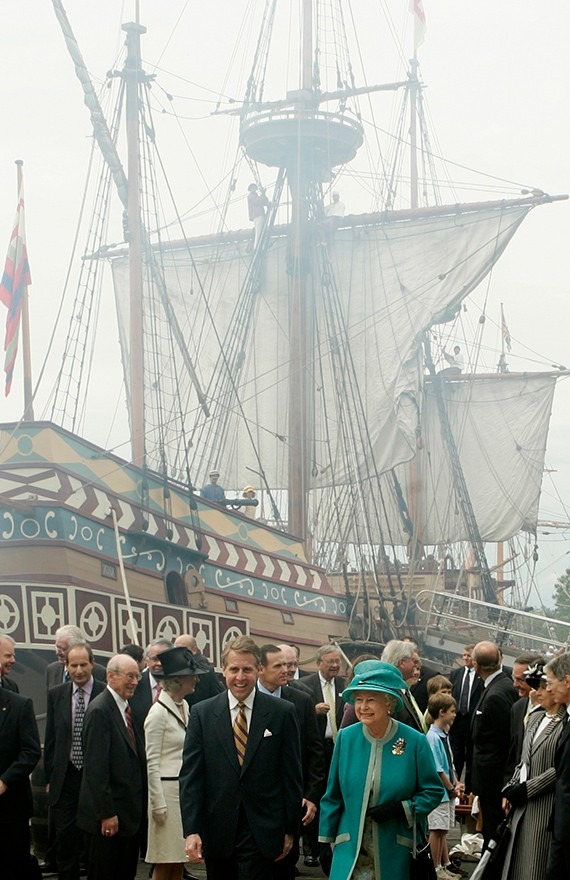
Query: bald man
470 641 517 850
77 655 147 880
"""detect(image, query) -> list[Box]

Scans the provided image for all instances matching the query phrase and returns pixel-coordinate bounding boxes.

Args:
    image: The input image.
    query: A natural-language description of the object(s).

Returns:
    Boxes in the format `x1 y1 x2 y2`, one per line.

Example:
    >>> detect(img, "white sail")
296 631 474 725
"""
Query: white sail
309 372 556 548
110 200 534 497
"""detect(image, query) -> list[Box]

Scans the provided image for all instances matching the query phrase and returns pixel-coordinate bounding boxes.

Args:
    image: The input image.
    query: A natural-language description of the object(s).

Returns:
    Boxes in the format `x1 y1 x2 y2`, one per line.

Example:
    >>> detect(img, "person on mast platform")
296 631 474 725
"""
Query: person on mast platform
322 191 345 244
200 469 226 504
440 345 464 376
247 183 269 249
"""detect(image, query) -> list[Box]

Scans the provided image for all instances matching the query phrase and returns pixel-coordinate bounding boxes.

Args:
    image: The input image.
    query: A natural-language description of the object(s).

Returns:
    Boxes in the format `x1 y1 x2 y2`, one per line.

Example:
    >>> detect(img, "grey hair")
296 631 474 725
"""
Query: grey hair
381 640 416 667
161 676 187 695
55 625 83 642
545 653 570 680
316 644 340 663
145 638 173 657
0 633 15 646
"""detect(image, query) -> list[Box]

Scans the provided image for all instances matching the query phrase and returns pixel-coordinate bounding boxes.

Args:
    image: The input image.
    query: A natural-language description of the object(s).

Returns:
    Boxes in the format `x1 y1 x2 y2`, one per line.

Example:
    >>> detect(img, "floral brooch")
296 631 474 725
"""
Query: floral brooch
392 737 407 755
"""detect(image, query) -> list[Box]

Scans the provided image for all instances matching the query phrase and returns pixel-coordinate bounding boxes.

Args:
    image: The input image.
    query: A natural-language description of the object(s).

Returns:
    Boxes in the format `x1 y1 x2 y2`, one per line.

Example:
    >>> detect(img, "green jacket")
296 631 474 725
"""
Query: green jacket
319 719 443 880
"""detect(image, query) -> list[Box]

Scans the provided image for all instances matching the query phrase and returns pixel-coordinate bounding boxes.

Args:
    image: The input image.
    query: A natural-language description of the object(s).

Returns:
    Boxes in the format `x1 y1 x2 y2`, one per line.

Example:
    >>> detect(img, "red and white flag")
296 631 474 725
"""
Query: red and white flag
410 0 427 50
501 303 512 353
0 182 31 396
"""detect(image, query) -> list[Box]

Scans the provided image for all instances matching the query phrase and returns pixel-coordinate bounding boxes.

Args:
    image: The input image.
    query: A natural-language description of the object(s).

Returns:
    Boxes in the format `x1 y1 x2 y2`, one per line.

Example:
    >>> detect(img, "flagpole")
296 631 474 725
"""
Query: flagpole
15 160 34 421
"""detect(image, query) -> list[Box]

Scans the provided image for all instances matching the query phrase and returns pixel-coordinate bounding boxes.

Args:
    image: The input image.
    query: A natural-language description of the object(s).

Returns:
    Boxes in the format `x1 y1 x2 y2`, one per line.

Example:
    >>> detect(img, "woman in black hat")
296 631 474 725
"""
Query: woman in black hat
144 646 212 880
500 664 566 880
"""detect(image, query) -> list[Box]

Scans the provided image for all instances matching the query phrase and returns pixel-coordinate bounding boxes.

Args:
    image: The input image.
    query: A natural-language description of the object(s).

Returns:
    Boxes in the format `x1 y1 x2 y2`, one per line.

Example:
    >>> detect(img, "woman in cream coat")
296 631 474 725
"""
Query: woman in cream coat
144 646 212 880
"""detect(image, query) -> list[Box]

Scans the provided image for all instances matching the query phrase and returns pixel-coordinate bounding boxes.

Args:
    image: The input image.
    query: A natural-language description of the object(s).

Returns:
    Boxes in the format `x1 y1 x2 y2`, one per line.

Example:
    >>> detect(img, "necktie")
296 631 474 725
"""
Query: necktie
153 683 162 703
233 701 248 766
459 670 470 714
125 703 137 750
324 680 338 741
71 688 85 769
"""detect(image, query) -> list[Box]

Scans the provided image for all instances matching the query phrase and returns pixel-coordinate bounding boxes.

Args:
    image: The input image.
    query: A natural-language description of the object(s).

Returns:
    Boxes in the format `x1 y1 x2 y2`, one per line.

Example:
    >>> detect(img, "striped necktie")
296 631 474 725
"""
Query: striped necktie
324 680 338 741
233 702 248 766
71 688 85 769
153 682 162 703
125 703 137 750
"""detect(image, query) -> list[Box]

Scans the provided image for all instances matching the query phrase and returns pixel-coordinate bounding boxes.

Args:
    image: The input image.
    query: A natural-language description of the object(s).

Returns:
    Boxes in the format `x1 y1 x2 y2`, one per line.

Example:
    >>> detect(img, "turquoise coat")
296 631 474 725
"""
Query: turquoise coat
319 719 443 880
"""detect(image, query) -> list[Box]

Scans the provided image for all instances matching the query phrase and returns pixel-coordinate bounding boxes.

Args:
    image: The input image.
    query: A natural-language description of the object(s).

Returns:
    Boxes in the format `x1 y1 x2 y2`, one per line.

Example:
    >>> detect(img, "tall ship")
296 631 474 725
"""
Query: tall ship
1 1 569 710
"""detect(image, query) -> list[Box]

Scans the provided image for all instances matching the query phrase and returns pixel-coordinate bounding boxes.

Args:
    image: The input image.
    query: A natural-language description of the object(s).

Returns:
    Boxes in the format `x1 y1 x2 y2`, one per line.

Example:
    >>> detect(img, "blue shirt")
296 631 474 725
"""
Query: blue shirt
426 724 453 802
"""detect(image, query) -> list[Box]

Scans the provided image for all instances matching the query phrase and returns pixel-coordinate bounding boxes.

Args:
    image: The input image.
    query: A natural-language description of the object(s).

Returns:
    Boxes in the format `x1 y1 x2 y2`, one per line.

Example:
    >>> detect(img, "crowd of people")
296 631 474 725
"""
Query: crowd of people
1 628 570 880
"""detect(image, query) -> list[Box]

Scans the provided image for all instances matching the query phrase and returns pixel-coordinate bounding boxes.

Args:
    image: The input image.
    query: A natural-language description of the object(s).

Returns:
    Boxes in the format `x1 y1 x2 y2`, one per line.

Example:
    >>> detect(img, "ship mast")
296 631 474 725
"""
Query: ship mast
123 21 146 468
240 0 364 544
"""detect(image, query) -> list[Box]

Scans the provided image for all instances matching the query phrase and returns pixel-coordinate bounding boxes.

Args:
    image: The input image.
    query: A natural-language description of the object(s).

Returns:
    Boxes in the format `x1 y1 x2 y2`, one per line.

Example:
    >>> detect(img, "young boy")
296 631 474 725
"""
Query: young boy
426 692 463 878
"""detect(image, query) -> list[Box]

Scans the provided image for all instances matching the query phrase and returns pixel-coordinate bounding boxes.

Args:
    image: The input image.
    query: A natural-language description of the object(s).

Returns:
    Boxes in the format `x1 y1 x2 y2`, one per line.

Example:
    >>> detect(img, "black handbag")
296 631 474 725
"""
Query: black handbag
410 813 436 880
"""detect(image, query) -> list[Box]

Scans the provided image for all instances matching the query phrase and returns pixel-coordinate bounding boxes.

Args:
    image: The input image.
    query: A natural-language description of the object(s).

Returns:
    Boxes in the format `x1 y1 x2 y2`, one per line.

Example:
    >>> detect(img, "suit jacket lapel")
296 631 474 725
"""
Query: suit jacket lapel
241 695 270 775
213 694 241 773
556 714 570 760
109 691 138 755
0 688 10 735
530 711 563 755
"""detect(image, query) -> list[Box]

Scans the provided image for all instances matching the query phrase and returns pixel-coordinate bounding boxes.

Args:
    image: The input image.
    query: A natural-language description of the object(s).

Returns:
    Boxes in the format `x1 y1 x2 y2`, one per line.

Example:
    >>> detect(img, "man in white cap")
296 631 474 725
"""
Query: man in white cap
200 469 226 504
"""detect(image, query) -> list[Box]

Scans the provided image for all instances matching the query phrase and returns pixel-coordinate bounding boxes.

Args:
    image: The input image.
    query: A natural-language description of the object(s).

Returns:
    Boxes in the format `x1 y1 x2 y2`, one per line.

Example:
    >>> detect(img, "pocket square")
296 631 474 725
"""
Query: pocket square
263 729 273 737
475 710 483 715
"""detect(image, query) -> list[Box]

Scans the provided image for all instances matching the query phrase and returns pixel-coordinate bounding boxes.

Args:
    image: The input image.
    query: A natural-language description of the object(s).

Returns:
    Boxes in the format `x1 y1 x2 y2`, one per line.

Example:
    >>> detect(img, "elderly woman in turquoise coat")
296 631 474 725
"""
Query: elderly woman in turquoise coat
319 661 443 880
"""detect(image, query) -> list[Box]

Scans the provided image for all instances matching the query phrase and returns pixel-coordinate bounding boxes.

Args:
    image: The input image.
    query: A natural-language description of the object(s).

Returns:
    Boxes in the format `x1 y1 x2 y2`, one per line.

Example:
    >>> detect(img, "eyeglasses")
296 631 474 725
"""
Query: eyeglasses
113 671 142 682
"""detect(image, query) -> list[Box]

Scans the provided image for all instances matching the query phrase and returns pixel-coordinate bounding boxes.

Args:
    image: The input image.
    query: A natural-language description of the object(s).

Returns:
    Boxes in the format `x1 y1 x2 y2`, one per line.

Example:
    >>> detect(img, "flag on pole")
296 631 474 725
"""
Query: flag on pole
0 182 31 396
501 303 512 352
410 0 427 50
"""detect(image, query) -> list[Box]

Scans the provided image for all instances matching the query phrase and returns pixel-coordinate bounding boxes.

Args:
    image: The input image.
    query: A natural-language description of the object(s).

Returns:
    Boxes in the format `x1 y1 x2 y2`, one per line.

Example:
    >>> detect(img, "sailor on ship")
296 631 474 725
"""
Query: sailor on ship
247 183 269 249
200 468 226 504
440 345 464 376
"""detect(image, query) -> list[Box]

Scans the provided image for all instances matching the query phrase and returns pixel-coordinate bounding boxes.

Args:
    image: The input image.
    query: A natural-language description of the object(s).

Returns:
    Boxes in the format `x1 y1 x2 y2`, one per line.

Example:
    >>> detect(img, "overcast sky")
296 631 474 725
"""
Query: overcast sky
0 1 568 607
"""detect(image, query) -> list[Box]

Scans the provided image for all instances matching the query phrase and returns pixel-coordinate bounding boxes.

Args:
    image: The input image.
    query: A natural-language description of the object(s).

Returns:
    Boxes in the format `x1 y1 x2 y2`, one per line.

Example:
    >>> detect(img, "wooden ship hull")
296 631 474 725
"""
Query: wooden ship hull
0 421 349 715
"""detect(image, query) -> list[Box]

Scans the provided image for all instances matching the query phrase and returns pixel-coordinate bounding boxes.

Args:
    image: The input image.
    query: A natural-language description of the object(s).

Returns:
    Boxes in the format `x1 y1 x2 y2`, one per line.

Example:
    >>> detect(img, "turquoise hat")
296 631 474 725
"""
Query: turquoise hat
342 660 407 711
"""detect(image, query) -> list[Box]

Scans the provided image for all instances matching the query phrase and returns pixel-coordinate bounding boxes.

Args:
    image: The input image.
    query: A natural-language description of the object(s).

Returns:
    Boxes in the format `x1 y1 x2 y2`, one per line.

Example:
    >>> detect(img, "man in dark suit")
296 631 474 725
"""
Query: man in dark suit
45 625 106 690
449 644 483 791
45 643 106 880
77 654 147 880
128 636 172 737
0 633 20 691
0 685 41 876
258 644 326 880
180 635 303 880
294 644 345 869
545 653 570 879
470 641 518 851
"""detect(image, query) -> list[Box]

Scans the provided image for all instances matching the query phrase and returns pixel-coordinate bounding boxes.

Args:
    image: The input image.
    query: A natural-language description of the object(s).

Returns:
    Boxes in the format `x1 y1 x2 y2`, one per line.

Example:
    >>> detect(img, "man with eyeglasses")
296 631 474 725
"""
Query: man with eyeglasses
77 654 147 880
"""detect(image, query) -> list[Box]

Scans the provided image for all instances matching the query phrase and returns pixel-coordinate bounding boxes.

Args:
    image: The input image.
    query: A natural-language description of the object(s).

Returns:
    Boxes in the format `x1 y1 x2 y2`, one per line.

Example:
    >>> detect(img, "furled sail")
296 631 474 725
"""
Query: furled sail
109 200 534 497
